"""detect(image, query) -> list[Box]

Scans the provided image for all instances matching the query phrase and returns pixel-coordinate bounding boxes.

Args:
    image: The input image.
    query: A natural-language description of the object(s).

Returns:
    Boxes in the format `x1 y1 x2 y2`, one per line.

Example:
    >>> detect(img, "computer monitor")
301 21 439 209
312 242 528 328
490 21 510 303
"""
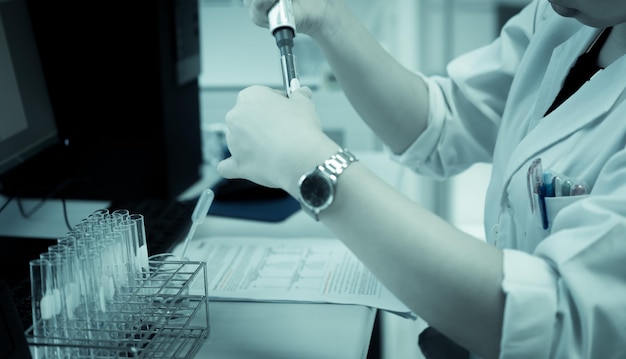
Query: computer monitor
0 0 60 189
0 0 203 201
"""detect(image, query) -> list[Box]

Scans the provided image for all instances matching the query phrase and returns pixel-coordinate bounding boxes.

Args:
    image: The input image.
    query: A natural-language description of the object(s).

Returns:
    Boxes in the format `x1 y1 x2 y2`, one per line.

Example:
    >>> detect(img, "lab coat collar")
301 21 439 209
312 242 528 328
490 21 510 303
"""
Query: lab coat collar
504 27 626 178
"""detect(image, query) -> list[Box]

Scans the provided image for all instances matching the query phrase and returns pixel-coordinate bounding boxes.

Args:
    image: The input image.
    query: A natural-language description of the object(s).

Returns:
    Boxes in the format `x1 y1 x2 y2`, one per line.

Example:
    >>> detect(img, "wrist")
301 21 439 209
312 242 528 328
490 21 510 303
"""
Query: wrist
284 137 340 198
296 147 359 221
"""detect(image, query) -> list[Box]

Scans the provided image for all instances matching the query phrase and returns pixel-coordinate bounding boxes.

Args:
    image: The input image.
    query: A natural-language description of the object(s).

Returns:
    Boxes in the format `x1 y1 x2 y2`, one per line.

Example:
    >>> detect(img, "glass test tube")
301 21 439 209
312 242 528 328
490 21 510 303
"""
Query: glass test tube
97 238 117 303
30 258 52 359
77 247 109 342
112 209 130 225
50 243 85 357
115 220 140 288
105 230 131 292
53 240 79 321
38 252 68 358
38 252 63 323
130 214 149 275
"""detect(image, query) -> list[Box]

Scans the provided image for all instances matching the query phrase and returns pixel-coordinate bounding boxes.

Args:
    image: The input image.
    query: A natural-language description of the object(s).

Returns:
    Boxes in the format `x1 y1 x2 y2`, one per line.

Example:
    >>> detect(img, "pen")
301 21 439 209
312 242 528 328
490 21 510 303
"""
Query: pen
532 162 549 230
560 179 573 197
570 182 588 196
553 175 563 197
542 171 556 197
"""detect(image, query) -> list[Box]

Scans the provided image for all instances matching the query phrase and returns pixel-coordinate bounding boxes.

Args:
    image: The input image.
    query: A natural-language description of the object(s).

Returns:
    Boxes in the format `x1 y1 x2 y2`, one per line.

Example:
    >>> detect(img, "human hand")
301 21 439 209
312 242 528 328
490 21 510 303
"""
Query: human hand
217 85 336 196
242 0 338 38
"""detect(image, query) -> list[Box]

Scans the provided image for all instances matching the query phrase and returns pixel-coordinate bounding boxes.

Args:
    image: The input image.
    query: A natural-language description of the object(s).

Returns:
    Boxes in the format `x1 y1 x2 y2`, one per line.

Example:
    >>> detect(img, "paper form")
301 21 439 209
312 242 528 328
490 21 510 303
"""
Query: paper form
172 236 415 319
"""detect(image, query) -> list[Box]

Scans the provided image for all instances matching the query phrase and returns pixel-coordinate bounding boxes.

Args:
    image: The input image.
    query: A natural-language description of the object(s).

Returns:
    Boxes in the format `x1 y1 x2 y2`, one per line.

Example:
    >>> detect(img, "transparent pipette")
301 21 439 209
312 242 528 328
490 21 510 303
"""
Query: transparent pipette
180 188 215 260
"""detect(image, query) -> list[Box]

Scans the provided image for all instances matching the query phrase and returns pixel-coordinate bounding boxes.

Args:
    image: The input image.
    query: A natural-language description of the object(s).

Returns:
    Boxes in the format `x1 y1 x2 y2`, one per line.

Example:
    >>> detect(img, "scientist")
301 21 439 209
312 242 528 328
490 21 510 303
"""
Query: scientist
218 0 626 358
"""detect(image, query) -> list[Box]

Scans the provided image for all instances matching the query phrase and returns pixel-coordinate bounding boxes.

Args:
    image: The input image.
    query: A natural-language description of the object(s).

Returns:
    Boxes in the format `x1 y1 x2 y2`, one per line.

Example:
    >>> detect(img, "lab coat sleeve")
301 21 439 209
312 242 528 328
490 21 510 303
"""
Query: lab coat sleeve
500 249 558 358
389 0 546 178
500 147 626 358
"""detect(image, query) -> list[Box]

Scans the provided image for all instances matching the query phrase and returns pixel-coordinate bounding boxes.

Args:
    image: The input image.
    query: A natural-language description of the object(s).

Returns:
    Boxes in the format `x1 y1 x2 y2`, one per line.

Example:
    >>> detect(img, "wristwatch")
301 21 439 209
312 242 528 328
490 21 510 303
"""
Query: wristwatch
298 148 358 221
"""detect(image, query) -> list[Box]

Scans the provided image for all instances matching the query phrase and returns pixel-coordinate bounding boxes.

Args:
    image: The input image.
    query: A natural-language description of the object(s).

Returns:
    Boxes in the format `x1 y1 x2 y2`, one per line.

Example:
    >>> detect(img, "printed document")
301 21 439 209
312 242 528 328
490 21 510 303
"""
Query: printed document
172 236 415 318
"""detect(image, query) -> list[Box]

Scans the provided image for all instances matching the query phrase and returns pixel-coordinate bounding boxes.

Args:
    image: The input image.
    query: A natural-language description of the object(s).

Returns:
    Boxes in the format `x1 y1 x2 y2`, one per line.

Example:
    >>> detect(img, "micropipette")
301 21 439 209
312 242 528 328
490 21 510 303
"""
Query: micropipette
180 188 215 259
268 0 300 97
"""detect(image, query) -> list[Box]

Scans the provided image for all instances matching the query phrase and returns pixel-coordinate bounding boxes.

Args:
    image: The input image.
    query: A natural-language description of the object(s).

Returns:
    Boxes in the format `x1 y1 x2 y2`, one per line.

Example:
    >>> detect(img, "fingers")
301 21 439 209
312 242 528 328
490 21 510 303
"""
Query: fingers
274 83 313 99
217 84 316 185
243 0 276 27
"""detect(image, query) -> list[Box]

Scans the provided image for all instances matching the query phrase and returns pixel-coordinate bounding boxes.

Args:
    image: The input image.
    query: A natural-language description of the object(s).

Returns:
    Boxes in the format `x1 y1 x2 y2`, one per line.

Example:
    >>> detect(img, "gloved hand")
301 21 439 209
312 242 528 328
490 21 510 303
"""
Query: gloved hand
217 85 336 196
243 0 338 38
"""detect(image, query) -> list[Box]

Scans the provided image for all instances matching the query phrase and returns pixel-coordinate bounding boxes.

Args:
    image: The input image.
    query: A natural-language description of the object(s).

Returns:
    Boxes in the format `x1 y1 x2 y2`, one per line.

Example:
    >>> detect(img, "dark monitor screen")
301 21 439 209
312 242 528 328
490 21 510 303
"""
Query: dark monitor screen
0 0 59 183
0 0 203 201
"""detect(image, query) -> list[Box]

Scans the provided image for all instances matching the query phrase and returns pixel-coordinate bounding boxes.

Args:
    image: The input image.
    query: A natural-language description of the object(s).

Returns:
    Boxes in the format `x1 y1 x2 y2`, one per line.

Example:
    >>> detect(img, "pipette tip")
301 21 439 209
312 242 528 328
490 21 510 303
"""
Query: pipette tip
180 188 215 259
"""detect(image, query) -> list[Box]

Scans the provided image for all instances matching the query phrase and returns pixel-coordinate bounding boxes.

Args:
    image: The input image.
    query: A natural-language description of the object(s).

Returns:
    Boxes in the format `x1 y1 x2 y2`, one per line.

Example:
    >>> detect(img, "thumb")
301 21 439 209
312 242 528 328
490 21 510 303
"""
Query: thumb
291 85 313 100
216 157 239 179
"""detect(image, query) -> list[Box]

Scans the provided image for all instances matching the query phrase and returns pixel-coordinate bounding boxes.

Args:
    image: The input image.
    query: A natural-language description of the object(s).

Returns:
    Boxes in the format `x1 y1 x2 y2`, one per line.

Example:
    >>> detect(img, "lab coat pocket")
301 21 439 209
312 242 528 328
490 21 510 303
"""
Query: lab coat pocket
532 193 589 232
545 194 589 225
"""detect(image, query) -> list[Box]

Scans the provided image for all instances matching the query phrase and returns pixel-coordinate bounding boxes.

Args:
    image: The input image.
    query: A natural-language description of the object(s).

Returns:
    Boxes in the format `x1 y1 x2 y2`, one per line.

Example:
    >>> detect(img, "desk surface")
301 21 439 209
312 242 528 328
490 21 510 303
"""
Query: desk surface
200 301 375 359
185 210 377 359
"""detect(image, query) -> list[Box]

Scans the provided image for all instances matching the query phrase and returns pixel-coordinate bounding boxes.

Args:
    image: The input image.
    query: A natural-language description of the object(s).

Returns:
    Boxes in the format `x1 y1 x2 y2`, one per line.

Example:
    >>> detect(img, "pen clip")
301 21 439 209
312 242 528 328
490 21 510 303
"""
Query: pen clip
527 159 540 213
526 158 549 229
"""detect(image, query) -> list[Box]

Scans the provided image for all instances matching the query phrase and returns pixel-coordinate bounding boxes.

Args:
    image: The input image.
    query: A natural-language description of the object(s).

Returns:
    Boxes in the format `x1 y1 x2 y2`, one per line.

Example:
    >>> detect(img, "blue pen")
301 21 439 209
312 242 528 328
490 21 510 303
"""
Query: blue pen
542 171 555 197
533 164 549 230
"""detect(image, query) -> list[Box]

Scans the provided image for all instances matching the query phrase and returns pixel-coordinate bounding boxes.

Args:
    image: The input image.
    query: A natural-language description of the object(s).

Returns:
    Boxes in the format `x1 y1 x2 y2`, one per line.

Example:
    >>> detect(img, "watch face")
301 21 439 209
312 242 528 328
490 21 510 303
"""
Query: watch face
300 173 333 208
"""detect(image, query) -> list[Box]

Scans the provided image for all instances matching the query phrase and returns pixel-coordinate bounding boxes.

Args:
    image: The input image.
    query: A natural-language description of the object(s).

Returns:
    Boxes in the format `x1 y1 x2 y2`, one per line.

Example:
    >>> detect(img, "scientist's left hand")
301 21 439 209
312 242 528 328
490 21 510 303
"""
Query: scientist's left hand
217 85 337 196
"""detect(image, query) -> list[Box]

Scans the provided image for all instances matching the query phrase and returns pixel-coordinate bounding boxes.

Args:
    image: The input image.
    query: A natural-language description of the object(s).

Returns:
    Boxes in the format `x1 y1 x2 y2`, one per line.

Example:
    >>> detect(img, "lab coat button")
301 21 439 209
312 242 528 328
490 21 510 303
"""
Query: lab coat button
491 224 499 238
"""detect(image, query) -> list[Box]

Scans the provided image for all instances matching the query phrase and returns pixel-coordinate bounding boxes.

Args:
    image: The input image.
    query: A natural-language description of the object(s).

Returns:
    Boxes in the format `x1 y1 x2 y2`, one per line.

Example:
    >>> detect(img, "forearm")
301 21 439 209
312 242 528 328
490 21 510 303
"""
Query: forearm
319 161 505 358
218 78 504 358
311 2 429 154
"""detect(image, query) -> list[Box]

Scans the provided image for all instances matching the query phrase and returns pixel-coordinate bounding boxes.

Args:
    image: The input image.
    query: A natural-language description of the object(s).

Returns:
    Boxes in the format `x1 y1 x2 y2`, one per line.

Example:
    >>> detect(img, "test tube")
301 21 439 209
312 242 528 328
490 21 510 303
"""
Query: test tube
39 252 63 321
104 230 131 292
130 213 150 276
38 252 68 357
74 217 96 236
97 238 118 303
30 258 52 359
112 209 130 225
69 243 96 337
48 245 74 318
78 247 110 341
50 244 86 357
89 208 110 224
113 220 139 289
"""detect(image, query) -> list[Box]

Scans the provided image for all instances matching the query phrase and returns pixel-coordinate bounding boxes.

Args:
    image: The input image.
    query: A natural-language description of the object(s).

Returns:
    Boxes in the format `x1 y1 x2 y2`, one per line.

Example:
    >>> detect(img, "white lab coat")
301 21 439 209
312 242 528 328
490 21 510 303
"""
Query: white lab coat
391 0 626 357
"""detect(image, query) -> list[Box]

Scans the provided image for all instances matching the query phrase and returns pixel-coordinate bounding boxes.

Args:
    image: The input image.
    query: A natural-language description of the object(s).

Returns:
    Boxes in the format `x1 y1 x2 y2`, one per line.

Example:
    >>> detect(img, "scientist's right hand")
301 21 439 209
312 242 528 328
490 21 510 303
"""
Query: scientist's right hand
217 85 340 197
243 0 342 38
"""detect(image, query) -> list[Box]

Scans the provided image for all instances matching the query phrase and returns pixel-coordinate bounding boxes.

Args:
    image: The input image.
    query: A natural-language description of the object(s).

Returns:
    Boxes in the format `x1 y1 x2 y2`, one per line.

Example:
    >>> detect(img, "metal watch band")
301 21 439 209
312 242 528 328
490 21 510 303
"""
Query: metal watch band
321 148 357 177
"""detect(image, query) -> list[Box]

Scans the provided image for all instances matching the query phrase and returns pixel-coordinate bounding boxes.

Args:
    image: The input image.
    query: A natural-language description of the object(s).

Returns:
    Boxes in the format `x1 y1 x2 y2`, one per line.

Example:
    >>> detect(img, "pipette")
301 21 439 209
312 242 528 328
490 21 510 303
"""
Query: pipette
268 0 300 97
180 188 215 259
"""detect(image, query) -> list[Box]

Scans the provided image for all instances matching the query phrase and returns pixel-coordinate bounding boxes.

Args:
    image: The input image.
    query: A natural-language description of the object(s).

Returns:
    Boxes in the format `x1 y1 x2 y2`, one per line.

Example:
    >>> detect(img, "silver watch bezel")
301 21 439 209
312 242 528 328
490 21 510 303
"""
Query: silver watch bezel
297 149 357 221
298 166 336 220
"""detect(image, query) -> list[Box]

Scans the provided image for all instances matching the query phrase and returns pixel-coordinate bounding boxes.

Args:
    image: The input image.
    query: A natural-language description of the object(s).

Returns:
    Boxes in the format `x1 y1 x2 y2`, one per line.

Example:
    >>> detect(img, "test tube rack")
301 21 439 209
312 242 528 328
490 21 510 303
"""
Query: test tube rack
25 260 210 359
